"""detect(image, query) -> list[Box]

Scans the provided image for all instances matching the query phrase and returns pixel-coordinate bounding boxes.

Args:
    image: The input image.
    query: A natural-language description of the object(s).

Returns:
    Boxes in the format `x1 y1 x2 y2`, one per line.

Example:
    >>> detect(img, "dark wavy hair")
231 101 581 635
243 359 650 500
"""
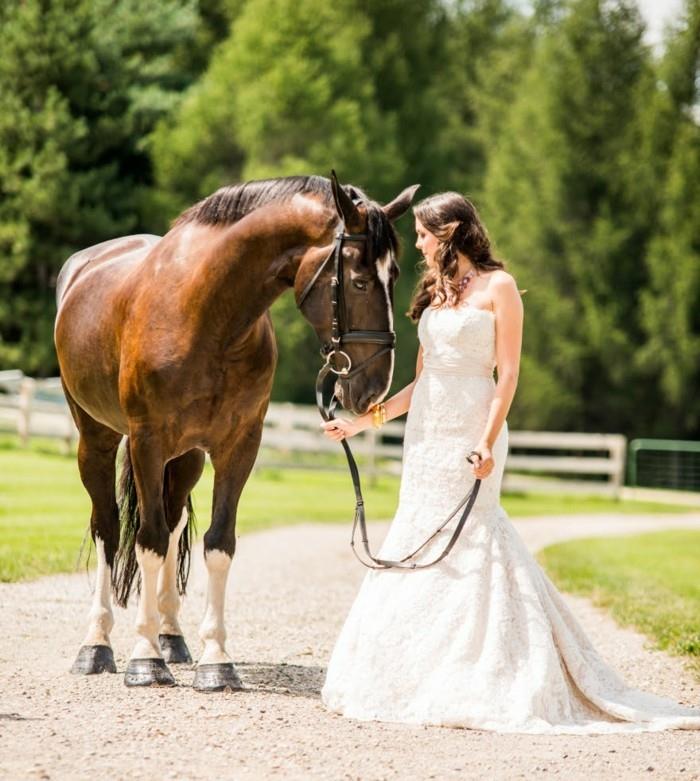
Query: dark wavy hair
407 192 505 323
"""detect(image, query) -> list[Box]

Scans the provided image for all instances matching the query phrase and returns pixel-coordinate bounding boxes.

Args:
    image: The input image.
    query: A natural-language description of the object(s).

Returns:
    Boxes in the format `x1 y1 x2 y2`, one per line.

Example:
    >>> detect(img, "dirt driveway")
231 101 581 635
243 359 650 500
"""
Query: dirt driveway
1 513 699 780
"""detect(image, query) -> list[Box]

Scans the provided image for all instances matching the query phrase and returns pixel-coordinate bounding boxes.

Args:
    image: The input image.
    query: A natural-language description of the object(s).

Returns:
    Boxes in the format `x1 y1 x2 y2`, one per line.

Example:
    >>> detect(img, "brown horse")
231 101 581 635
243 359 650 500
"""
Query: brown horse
54 173 417 689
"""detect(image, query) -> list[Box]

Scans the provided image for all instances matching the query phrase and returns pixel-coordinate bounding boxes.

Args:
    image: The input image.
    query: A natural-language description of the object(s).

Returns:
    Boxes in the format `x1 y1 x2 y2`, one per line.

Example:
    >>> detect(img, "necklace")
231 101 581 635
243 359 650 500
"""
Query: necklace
457 268 476 294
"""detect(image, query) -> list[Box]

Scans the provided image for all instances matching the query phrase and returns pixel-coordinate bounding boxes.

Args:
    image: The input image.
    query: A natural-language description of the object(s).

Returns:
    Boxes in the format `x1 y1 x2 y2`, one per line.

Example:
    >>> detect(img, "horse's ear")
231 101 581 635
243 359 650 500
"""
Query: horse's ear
383 184 421 222
330 169 360 227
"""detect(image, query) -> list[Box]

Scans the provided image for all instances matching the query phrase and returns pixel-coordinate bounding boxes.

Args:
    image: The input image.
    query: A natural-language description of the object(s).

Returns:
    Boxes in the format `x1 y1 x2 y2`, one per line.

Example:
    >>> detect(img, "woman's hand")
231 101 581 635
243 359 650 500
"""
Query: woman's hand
467 442 494 479
320 416 365 442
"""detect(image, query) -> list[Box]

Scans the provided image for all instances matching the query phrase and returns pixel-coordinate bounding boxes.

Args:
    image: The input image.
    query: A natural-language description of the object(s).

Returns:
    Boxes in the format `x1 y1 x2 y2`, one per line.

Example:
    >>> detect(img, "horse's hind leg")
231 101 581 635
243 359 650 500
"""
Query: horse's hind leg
67 397 122 675
158 449 205 664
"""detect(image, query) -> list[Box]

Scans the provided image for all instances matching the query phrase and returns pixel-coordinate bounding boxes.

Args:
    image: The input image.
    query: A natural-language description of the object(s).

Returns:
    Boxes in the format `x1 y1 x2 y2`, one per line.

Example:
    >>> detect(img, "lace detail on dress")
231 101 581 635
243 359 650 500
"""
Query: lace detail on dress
320 303 700 733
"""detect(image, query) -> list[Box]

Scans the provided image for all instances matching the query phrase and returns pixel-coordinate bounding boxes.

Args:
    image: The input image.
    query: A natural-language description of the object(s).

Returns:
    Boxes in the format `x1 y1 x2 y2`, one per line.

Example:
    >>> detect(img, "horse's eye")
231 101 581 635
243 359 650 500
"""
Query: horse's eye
352 279 368 291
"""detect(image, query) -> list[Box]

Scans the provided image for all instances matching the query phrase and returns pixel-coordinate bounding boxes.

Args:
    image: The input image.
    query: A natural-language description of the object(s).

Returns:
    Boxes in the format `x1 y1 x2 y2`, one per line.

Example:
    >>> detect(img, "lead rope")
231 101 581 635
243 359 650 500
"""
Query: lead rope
316 365 482 570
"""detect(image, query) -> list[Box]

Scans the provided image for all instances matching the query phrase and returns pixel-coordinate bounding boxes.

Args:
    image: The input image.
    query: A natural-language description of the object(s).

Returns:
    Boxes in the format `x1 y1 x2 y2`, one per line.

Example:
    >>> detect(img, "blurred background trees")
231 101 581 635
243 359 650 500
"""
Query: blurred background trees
0 0 698 439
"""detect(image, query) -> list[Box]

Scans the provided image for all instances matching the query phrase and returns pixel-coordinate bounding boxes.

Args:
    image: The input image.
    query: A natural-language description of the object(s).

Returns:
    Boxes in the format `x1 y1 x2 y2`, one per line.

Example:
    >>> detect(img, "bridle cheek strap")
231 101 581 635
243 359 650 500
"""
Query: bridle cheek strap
299 226 395 378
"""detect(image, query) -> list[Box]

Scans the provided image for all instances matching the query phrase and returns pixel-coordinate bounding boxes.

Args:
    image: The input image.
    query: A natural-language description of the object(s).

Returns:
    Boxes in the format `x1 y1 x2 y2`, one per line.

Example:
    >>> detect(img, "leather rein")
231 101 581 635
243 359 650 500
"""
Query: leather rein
299 221 481 570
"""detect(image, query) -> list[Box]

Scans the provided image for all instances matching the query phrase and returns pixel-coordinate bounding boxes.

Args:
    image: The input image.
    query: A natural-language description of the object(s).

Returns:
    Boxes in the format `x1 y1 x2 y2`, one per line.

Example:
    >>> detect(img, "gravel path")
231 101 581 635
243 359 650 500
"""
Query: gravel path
1 513 700 780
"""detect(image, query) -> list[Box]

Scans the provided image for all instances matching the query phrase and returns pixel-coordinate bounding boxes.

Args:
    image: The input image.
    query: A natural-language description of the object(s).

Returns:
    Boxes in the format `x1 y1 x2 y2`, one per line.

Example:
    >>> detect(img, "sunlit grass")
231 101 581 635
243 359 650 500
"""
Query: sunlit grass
0 437 696 582
538 531 700 678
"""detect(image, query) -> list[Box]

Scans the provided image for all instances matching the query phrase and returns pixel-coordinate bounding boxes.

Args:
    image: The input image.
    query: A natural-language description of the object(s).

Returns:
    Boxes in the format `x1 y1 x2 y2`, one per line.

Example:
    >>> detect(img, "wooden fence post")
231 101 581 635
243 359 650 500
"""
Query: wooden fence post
63 405 76 455
18 377 36 447
608 435 627 499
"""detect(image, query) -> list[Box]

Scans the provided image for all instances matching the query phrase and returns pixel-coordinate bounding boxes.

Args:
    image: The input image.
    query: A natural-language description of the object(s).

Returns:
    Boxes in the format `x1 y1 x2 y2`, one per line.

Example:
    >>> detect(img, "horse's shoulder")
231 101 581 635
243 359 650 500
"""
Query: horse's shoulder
56 234 162 307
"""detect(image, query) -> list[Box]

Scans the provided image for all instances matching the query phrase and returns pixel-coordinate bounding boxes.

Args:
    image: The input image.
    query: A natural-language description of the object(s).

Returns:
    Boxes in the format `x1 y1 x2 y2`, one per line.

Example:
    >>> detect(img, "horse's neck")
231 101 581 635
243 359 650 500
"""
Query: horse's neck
192 199 331 334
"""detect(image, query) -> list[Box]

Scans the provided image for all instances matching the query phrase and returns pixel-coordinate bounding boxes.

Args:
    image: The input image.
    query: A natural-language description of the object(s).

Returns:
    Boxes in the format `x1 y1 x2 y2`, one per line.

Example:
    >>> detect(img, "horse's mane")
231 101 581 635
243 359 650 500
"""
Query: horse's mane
173 176 330 228
173 175 399 262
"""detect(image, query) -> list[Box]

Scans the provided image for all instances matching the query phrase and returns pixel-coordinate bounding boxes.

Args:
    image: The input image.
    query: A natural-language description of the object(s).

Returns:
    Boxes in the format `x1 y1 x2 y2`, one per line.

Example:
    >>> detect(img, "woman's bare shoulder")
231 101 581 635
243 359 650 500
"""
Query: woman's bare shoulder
484 268 518 292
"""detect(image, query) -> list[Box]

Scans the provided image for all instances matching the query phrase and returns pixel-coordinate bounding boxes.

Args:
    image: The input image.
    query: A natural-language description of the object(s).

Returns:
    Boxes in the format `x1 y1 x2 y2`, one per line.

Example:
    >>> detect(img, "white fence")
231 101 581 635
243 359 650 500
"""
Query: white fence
261 404 627 496
0 371 627 496
502 430 627 497
0 371 76 452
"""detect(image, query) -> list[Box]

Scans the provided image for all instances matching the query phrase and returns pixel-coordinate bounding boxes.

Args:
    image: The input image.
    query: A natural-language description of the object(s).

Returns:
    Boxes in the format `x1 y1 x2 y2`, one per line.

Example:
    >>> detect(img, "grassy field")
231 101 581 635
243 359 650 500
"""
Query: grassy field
0 437 697 582
538 531 700 677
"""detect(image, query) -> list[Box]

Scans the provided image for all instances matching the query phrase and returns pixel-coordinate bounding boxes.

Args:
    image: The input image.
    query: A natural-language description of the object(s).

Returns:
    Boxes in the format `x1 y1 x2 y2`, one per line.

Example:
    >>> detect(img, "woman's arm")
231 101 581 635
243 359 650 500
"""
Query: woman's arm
470 272 523 479
375 344 423 424
320 345 424 440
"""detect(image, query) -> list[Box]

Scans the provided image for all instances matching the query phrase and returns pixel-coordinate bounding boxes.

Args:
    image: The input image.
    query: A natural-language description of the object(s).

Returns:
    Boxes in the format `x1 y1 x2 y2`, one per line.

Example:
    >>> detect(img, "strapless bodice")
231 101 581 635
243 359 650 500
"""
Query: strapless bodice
418 303 496 378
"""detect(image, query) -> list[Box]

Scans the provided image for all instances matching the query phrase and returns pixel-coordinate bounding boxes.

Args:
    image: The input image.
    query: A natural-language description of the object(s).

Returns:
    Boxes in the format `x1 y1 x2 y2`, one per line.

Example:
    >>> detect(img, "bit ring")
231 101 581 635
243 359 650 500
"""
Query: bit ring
325 350 352 376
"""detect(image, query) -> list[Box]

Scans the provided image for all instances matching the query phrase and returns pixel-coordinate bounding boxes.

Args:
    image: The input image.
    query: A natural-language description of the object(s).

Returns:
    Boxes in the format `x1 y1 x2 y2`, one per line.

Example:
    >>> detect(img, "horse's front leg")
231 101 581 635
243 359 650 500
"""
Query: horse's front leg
194 422 263 692
124 432 175 687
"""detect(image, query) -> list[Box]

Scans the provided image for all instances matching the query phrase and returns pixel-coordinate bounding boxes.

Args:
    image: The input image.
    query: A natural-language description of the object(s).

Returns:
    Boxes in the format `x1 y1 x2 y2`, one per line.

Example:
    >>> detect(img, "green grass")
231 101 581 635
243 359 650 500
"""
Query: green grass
498 492 696 517
538 531 700 677
0 436 696 582
0 447 401 582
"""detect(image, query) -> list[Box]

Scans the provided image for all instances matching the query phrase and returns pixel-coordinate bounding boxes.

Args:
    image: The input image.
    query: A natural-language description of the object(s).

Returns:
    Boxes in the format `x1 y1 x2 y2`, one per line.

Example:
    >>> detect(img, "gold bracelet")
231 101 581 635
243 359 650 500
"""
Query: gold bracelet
371 403 386 429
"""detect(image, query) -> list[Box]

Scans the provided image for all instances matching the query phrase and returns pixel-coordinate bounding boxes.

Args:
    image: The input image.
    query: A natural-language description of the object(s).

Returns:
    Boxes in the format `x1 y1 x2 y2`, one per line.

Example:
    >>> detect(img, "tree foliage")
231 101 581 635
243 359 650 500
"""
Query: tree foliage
637 0 700 434
482 0 661 432
0 0 201 372
1 0 699 441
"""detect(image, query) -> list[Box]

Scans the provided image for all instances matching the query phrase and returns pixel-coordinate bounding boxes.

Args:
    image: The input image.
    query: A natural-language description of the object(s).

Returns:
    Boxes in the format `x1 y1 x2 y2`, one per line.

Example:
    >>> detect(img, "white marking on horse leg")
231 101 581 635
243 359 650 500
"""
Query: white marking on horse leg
130 546 165 659
157 510 187 636
82 537 114 647
375 251 395 400
198 549 232 665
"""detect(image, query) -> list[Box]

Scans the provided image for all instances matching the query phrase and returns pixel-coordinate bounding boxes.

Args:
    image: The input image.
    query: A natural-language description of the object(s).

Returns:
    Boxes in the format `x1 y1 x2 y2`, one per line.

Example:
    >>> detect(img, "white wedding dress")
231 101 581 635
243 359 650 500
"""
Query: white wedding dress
321 301 700 734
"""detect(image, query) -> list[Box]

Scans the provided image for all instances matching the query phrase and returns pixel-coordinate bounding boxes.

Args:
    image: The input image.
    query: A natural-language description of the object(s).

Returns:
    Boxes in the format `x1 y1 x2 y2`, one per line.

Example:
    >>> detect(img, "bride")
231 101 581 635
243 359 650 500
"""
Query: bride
318 191 700 734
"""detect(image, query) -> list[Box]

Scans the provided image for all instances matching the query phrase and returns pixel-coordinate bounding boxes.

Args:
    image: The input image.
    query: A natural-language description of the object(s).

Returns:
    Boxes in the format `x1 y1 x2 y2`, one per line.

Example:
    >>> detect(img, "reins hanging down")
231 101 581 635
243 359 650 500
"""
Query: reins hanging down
304 223 482 570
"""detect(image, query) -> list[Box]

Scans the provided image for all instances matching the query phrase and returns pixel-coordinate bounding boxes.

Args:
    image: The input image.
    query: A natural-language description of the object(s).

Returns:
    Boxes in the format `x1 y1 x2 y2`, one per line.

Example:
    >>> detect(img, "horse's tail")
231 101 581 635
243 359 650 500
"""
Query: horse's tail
112 440 197 608
174 489 196 606
112 442 140 608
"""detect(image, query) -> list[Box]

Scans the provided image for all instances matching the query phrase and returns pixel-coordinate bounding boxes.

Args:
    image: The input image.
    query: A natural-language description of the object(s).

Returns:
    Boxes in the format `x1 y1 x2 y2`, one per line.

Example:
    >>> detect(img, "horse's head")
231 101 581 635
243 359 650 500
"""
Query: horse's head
296 173 419 415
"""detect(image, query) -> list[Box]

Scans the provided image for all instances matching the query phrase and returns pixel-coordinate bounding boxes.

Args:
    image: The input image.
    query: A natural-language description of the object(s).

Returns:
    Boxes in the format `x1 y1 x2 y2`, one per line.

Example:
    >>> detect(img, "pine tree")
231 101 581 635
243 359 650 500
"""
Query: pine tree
0 0 200 373
638 0 700 436
482 0 653 434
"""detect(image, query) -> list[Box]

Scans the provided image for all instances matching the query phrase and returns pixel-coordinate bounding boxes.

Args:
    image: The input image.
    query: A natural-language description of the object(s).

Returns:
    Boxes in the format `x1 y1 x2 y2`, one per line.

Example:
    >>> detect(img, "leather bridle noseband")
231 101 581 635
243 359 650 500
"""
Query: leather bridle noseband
298 218 481 570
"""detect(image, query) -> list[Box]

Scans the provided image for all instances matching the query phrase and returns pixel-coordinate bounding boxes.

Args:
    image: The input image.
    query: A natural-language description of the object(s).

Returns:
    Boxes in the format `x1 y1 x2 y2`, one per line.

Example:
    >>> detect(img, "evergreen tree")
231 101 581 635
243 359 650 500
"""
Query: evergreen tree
0 0 200 373
482 0 653 435
438 0 531 197
638 0 700 436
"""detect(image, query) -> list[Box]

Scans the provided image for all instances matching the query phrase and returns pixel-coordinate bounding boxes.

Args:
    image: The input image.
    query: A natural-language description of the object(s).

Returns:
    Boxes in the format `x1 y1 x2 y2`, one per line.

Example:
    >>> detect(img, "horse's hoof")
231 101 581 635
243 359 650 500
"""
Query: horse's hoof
124 658 176 687
70 645 117 675
159 634 193 664
193 663 243 692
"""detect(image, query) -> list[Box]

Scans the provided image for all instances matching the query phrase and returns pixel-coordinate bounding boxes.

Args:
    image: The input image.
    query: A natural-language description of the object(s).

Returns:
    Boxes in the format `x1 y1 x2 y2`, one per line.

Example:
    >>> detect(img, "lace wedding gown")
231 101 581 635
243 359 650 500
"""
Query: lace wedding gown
321 302 700 734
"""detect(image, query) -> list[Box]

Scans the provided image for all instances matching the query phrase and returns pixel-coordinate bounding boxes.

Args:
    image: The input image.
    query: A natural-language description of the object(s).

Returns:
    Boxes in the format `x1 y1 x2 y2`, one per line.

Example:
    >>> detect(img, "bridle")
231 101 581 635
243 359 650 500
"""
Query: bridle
297 222 395 379
298 216 481 570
